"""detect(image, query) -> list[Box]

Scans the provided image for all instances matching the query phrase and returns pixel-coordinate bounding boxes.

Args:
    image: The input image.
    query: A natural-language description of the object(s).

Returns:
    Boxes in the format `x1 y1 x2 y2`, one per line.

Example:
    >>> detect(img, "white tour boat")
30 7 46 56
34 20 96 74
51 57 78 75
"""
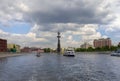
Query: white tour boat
63 47 75 57
111 49 120 57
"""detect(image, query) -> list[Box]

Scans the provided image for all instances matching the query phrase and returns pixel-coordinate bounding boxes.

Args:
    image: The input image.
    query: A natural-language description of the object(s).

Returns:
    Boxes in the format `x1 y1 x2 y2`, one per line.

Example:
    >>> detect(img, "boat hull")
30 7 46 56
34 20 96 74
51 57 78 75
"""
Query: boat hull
111 53 120 57
111 54 120 57
36 54 40 57
63 54 75 57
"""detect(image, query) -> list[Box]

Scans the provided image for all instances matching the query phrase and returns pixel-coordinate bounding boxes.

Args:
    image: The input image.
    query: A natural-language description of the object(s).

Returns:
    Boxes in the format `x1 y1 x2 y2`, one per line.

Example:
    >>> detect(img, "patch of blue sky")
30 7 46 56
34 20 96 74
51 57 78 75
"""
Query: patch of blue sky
98 28 113 39
0 22 31 34
97 26 107 36
97 26 119 45
73 35 82 41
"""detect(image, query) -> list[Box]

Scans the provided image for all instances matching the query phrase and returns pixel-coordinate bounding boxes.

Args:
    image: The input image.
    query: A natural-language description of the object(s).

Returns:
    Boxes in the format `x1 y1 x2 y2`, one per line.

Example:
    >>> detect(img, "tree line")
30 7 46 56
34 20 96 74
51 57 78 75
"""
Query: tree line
43 45 120 53
75 45 120 52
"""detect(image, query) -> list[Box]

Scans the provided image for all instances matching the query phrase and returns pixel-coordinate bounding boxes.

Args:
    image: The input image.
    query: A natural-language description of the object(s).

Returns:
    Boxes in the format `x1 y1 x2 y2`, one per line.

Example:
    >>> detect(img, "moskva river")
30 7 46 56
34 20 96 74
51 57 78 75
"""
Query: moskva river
0 53 120 81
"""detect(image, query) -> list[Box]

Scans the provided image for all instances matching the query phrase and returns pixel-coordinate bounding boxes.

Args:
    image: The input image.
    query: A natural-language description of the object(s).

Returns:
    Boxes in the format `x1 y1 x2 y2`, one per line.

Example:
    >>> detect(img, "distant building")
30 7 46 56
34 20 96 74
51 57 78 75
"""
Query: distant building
21 47 44 53
15 45 21 52
31 47 44 53
118 42 120 47
37 49 44 53
81 42 92 49
93 38 112 48
7 44 21 52
0 38 7 52
21 47 32 53
61 48 65 54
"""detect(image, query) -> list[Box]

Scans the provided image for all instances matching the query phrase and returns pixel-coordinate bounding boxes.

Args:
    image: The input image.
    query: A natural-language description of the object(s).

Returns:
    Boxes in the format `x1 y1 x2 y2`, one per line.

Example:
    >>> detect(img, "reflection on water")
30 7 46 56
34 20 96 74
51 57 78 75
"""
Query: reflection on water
0 58 7 64
0 53 120 81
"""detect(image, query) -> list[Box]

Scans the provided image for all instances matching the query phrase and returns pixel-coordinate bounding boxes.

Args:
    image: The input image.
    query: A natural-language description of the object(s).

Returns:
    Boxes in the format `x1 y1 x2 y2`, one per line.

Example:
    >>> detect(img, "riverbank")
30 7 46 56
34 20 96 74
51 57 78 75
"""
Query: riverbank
0 52 29 58
75 51 112 54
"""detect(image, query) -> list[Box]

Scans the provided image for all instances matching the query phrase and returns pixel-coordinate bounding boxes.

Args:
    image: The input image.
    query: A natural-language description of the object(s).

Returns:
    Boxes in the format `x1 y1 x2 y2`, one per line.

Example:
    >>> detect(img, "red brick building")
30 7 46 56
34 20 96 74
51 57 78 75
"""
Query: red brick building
0 39 7 52
93 38 112 48
31 47 44 53
21 47 32 53
21 47 44 53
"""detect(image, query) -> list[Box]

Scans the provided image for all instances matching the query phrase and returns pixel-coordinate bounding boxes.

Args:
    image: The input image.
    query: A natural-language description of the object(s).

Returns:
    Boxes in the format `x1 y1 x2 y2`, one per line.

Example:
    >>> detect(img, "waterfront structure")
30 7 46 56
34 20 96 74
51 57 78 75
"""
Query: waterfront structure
57 32 61 53
31 47 44 53
7 44 21 52
15 45 21 52
21 47 32 53
38 49 44 53
93 38 112 48
81 42 92 49
61 48 65 54
0 38 7 52
118 42 120 47
21 47 44 53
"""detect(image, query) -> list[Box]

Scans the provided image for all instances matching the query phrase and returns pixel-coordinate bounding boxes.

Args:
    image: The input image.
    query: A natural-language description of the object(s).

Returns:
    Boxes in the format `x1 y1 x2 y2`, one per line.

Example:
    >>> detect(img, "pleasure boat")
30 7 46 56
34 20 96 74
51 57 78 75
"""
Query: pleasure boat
36 50 41 57
63 47 75 57
36 53 40 57
111 49 120 57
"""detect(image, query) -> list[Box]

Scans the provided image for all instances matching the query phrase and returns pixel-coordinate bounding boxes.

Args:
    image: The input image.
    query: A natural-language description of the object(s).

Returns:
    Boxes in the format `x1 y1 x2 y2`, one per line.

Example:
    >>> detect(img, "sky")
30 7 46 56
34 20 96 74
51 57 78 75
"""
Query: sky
0 0 120 48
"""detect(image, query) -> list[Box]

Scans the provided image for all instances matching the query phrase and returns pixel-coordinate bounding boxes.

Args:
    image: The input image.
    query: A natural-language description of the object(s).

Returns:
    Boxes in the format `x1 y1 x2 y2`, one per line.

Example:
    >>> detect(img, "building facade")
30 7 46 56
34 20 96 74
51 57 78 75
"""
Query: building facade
15 45 21 52
81 42 92 49
118 42 120 47
31 47 44 53
7 44 21 52
93 38 112 48
21 47 44 53
21 47 32 53
0 39 7 52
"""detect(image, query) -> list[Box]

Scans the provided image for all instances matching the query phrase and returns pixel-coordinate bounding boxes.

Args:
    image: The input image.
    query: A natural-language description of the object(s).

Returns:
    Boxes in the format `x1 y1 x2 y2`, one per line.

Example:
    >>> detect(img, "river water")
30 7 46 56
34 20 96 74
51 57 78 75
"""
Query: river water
0 53 120 81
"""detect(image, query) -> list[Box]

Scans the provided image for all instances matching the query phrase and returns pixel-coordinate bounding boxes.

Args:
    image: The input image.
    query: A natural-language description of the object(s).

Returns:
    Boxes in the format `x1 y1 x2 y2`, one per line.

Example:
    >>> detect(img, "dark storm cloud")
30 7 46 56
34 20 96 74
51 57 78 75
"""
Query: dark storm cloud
0 0 114 27
21 0 114 32
24 0 113 25
37 24 80 32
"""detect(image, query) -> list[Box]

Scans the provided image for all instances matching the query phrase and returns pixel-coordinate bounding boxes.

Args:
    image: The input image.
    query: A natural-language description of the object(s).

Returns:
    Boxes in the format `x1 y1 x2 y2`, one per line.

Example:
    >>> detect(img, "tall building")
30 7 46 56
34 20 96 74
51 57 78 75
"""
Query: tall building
0 38 7 52
93 38 112 48
81 42 92 49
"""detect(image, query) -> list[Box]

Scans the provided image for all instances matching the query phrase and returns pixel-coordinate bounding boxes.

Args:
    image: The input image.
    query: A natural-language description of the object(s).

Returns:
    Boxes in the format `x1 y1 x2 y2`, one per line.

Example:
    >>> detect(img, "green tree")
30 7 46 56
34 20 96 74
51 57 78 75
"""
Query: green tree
95 47 101 51
44 48 51 53
110 46 117 51
80 48 86 52
102 46 110 51
87 47 94 52
75 48 81 52
118 44 120 48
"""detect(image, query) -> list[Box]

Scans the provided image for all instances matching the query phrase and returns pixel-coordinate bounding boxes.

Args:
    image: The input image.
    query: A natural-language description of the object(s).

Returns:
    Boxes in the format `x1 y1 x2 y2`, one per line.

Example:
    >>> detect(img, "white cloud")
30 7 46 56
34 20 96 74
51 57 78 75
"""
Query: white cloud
18 3 30 12
67 35 72 40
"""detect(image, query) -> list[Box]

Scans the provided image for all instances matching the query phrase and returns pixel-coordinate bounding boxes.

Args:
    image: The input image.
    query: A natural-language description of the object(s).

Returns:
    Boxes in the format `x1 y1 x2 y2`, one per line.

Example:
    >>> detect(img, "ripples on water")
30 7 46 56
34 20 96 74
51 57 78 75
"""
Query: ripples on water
0 53 120 81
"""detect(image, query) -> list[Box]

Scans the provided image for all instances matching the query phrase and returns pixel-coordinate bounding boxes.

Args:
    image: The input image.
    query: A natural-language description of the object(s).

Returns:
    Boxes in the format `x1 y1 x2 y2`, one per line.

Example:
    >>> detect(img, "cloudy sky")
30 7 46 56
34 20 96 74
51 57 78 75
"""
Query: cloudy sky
0 0 120 48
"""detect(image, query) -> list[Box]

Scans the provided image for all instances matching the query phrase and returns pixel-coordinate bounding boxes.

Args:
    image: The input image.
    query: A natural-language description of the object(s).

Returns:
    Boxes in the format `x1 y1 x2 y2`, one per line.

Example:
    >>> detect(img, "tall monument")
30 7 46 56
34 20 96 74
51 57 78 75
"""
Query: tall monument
57 32 61 53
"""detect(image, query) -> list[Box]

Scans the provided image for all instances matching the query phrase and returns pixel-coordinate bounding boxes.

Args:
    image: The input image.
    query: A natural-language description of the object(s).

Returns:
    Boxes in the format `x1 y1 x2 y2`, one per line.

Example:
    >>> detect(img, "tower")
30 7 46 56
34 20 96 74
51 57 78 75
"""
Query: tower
57 32 61 53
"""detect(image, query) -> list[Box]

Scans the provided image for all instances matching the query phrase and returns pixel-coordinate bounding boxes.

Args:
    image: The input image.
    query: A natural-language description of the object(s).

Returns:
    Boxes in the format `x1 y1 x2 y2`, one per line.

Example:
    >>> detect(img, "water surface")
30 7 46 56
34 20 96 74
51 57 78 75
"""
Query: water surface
0 53 120 81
